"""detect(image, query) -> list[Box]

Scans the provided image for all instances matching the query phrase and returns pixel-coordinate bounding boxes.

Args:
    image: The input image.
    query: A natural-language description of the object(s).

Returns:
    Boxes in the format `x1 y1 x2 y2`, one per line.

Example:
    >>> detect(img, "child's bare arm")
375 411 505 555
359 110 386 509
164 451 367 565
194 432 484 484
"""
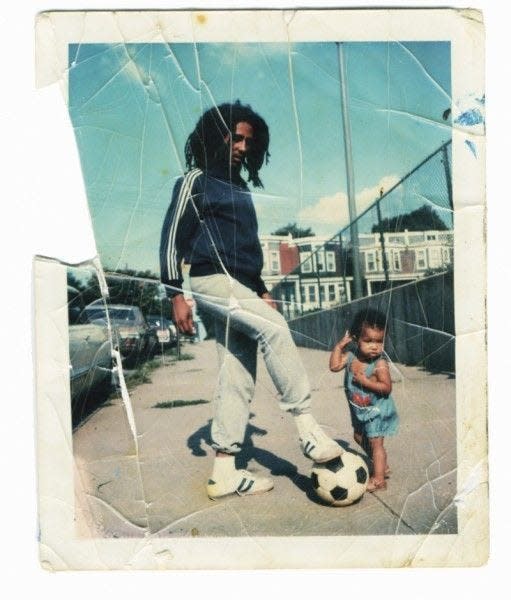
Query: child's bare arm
352 359 392 395
329 331 352 372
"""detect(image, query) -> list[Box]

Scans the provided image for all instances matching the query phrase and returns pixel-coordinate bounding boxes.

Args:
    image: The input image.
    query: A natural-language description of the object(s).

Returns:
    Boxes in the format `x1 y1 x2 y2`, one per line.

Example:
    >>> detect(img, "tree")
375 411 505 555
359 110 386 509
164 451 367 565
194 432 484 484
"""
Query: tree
67 267 170 319
271 222 315 238
67 271 86 293
371 204 448 234
104 269 170 319
67 269 103 306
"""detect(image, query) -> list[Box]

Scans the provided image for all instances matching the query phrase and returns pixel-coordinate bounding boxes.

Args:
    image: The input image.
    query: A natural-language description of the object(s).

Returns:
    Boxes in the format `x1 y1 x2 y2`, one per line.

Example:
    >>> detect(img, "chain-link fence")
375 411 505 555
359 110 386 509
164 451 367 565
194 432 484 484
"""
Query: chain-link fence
270 140 452 318
269 140 454 372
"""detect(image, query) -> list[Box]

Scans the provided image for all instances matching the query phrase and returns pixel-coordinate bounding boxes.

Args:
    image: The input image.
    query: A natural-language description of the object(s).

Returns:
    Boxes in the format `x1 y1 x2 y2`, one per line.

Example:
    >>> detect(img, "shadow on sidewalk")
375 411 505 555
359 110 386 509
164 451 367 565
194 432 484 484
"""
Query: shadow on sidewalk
187 415 369 505
187 413 270 458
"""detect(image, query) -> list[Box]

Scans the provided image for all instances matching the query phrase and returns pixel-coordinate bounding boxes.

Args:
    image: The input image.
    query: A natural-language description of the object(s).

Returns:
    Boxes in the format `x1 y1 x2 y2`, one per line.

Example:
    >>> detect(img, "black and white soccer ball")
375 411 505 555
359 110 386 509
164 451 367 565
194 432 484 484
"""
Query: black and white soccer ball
311 451 369 506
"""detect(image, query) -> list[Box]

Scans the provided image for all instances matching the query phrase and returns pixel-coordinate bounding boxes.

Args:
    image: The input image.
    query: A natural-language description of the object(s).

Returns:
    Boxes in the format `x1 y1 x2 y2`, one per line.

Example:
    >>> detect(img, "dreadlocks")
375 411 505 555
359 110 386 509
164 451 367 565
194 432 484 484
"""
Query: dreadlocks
184 100 270 188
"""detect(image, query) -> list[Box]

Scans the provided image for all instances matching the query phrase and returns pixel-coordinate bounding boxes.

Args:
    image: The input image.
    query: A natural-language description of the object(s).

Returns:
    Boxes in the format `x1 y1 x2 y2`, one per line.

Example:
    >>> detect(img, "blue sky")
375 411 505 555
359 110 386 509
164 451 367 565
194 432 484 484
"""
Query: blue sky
69 41 451 274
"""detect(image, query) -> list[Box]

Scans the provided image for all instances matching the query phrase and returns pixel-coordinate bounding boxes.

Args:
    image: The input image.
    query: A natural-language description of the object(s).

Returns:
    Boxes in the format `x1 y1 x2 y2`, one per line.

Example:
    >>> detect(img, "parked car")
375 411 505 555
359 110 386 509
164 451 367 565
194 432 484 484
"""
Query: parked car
146 315 177 352
68 287 113 426
84 301 153 367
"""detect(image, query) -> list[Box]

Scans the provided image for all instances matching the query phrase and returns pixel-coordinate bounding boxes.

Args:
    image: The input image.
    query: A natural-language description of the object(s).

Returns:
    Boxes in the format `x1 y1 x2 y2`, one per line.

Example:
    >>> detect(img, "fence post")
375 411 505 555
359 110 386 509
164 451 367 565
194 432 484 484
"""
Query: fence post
442 143 453 211
298 272 304 315
338 232 349 304
316 264 323 311
376 189 390 289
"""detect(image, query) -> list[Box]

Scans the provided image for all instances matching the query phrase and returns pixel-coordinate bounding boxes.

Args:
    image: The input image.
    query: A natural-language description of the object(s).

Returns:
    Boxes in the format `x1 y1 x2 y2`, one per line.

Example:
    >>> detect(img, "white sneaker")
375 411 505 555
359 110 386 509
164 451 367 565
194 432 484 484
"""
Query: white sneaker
300 426 343 462
207 469 274 499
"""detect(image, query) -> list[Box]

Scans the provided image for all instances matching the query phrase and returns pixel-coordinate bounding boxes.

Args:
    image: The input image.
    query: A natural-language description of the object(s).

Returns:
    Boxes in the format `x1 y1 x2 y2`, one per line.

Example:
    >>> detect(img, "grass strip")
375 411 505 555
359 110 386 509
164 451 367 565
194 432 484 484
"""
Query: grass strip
153 399 209 409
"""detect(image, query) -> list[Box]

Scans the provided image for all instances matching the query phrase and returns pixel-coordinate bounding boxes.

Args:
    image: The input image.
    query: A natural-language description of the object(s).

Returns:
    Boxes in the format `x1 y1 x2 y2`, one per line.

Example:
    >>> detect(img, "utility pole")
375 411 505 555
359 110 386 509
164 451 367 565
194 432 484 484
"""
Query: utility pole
337 42 363 299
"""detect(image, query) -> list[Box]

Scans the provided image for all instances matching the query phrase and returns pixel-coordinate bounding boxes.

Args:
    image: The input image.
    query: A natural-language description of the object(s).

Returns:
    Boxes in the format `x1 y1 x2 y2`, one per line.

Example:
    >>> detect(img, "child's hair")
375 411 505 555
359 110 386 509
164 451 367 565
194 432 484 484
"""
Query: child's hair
349 308 388 339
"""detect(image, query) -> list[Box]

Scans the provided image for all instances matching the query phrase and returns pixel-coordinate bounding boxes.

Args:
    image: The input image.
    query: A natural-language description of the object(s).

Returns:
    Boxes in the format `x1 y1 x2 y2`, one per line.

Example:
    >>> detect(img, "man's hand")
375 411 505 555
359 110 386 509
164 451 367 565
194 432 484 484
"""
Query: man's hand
261 292 277 310
171 294 195 334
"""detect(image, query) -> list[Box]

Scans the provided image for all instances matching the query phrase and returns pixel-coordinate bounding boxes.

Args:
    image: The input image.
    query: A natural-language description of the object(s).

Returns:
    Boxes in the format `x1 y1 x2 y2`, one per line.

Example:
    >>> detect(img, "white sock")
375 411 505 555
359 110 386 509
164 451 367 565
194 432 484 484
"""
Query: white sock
293 412 318 437
211 454 236 479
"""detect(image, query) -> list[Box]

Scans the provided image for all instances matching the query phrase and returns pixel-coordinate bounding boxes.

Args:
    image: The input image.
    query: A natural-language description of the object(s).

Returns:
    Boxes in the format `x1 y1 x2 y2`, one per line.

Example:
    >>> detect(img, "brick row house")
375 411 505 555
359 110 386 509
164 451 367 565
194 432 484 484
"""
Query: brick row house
260 229 453 318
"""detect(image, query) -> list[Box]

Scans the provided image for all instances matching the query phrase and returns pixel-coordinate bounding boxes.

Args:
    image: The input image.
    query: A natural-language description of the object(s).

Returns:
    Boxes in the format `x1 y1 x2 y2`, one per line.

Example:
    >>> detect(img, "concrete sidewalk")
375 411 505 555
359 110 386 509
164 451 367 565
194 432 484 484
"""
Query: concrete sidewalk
73 339 457 539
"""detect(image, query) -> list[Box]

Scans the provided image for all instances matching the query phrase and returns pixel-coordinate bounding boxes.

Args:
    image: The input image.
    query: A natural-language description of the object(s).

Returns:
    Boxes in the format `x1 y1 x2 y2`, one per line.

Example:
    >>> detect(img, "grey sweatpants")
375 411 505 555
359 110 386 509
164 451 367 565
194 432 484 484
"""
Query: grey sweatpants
190 274 312 454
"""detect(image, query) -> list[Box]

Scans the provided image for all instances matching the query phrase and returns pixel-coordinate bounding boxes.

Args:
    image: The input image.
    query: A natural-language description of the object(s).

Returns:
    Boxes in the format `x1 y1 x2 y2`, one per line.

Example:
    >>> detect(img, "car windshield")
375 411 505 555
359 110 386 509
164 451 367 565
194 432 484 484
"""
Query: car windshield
109 308 137 322
147 316 168 327
85 307 138 324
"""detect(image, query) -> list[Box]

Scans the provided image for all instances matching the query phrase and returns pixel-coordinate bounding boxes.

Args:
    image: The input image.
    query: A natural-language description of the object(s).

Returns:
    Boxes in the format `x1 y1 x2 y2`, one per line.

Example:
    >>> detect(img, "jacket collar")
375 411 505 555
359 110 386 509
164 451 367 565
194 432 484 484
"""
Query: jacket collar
205 163 248 189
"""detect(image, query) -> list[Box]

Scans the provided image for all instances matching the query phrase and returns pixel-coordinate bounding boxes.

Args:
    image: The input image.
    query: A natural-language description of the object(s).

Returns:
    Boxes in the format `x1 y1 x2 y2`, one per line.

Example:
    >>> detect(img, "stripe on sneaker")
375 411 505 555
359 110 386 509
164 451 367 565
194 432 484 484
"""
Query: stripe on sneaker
237 478 255 494
244 479 255 493
304 441 316 458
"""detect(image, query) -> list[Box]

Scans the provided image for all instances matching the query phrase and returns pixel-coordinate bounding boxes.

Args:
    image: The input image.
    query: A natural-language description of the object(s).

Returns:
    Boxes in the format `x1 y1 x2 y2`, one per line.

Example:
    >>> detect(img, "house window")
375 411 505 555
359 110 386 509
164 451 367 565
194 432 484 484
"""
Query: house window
416 249 427 270
366 250 377 272
409 234 425 244
388 235 405 244
429 247 441 268
301 253 312 273
328 284 336 302
316 251 325 272
426 234 436 241
319 285 326 303
270 251 280 272
326 251 336 272
393 250 401 271
308 285 316 303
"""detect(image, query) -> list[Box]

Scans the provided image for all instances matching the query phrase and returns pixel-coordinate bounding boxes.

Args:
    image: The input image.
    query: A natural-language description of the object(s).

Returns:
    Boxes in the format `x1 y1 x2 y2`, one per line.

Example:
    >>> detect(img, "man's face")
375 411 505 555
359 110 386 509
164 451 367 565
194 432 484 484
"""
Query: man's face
225 121 253 167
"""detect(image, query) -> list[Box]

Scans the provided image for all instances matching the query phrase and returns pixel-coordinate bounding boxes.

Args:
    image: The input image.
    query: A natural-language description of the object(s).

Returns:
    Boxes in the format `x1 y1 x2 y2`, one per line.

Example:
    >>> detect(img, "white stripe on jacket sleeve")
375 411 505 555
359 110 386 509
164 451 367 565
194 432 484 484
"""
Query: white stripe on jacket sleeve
165 168 202 281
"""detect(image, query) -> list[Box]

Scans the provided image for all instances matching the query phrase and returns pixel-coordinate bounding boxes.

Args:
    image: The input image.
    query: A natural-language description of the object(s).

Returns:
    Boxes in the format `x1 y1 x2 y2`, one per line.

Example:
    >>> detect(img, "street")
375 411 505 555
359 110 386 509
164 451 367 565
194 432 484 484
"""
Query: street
73 339 457 539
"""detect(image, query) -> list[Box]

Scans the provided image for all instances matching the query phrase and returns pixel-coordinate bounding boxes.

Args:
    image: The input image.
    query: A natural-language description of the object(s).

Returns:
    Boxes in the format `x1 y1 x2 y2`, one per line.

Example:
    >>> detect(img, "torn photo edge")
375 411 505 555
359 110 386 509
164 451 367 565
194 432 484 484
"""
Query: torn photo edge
33 8 486 569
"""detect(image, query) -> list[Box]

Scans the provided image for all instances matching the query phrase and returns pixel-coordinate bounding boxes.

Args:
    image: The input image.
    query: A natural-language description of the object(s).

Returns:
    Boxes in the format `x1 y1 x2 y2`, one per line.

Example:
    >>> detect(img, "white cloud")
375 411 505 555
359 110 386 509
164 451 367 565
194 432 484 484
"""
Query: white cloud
297 175 401 235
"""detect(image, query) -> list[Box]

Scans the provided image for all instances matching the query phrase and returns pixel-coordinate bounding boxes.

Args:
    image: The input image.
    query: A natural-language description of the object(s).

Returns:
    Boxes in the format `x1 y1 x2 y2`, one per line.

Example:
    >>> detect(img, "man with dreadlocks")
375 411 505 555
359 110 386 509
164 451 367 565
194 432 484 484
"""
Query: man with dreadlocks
160 101 342 499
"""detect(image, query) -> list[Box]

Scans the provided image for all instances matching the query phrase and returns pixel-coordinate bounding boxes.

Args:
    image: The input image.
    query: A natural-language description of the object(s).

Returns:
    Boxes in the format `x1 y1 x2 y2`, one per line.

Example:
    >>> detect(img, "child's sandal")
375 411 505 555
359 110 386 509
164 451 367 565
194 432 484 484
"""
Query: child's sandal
366 478 387 492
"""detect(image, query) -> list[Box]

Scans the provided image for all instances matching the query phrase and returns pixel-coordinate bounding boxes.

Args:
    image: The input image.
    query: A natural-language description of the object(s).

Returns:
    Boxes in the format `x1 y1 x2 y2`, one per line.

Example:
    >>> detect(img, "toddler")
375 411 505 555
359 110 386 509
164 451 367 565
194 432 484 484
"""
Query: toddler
329 308 399 491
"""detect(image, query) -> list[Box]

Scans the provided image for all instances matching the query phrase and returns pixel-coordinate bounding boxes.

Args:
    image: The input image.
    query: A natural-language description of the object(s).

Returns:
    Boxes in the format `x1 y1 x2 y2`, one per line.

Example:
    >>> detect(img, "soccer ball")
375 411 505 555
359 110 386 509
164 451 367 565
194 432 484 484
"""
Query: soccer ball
311 451 369 506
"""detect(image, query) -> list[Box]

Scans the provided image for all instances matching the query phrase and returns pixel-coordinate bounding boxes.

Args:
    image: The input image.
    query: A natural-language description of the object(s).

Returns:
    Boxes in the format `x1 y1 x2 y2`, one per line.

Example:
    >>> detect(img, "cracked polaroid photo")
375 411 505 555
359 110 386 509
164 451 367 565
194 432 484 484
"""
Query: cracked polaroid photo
34 9 487 569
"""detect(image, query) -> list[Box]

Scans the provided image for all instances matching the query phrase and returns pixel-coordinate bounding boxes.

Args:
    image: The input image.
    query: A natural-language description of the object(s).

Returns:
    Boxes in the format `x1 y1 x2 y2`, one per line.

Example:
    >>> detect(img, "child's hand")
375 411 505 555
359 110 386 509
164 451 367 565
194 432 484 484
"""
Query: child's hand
351 359 375 388
352 369 367 387
329 330 352 372
351 362 366 386
338 330 352 350
352 358 392 395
